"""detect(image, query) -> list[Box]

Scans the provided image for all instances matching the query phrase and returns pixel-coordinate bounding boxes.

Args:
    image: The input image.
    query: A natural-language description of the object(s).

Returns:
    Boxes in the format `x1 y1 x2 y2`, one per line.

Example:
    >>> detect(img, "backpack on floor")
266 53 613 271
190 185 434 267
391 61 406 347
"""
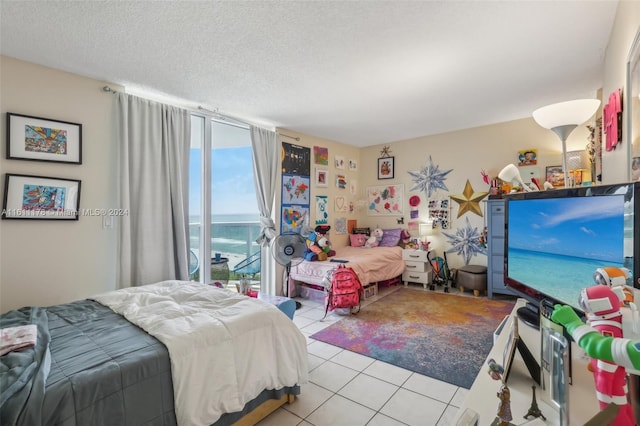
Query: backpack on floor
323 264 363 319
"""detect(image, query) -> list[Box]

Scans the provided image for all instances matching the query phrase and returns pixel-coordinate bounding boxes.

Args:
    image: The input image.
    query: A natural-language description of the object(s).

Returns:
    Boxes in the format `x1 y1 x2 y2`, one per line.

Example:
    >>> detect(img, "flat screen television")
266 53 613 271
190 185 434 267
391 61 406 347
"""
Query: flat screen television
504 182 640 328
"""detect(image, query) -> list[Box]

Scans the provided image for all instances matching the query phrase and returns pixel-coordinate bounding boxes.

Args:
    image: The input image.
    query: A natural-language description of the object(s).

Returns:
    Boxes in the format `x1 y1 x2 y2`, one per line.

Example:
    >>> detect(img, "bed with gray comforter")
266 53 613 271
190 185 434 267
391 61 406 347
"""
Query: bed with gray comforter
0 299 177 425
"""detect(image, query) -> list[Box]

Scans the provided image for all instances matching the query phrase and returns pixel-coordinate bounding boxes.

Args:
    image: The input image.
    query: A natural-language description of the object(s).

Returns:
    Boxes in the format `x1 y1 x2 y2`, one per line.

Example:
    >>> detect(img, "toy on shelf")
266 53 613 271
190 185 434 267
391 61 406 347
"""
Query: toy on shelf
365 228 383 248
495 384 513 426
487 358 504 381
552 298 637 426
594 267 638 319
578 284 636 425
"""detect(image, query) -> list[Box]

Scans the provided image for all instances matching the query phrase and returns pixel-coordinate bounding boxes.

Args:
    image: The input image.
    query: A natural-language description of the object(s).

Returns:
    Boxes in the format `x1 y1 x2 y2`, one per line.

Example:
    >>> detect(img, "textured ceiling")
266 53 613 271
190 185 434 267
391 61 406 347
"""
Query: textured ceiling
0 1 618 147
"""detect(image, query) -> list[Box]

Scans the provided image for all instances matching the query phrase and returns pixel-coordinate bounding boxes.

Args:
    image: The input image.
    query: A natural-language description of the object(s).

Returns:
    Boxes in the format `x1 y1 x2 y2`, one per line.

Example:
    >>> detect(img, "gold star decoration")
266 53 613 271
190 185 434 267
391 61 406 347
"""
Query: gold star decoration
379 145 392 158
450 180 488 218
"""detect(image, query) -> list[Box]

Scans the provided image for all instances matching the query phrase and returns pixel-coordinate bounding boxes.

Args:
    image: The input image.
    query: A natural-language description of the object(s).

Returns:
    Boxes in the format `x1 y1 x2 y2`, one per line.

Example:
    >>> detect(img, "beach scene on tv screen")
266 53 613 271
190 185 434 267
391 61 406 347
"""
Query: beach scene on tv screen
508 195 625 309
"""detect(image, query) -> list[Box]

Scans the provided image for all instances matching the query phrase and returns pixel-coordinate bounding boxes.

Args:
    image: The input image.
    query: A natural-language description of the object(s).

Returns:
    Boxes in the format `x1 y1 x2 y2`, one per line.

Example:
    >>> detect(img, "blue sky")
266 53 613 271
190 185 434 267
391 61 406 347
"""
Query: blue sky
189 146 260 217
507 195 625 262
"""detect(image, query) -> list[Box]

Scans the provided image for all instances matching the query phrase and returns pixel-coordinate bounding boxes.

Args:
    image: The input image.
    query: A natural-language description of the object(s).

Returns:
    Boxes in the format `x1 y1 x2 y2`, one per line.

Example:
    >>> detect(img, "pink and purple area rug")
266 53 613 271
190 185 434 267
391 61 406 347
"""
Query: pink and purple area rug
310 288 515 388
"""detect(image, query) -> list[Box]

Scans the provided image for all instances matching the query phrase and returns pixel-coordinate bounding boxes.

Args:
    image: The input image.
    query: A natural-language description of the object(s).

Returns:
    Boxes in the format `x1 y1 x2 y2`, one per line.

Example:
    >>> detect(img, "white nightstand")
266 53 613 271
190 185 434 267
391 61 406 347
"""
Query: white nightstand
402 249 432 289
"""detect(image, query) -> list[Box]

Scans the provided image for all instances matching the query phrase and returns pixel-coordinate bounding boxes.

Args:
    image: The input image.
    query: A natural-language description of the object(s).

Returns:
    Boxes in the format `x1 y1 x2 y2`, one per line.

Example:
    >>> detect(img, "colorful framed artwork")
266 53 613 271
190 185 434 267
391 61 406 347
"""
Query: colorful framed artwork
315 168 328 187
517 148 538 166
377 157 394 180
313 146 328 165
7 113 82 164
2 173 81 220
335 155 346 169
545 165 565 188
366 184 404 216
336 174 347 189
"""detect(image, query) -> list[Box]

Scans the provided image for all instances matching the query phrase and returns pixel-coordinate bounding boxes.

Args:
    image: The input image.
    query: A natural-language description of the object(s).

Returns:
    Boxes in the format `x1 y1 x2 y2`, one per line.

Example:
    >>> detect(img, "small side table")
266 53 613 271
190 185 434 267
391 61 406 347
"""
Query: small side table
210 257 229 285
402 249 432 289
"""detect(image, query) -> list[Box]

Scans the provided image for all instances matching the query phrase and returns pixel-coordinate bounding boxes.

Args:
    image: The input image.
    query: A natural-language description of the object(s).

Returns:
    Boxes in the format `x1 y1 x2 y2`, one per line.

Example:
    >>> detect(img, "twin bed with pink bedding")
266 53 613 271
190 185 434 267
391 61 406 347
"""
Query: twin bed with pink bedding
289 246 406 297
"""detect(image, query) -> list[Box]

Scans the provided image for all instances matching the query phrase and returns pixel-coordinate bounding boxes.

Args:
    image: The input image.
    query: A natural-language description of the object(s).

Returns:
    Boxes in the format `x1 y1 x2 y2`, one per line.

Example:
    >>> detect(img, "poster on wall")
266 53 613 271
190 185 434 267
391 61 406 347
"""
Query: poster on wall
428 198 451 229
315 195 329 225
281 142 310 234
366 184 404 216
281 205 309 234
281 175 310 204
282 142 310 175
334 217 347 234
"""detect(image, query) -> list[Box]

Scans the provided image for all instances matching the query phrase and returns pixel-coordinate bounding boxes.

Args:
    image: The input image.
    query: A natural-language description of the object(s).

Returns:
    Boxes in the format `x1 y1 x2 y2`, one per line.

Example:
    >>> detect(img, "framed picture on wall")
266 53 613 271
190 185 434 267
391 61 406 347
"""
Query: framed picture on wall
7 113 82 164
545 165 565 188
2 173 81 220
315 168 328 187
378 157 394 179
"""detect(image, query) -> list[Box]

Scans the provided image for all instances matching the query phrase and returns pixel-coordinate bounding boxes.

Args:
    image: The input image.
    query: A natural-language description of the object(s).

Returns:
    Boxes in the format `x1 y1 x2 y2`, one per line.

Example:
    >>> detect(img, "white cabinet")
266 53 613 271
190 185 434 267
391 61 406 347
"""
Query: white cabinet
402 249 432 289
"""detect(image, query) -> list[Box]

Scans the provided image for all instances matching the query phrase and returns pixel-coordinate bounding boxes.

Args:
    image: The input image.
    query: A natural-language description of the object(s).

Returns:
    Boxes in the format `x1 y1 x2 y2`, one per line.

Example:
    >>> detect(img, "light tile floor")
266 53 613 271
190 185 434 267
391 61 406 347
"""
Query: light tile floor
257 285 470 426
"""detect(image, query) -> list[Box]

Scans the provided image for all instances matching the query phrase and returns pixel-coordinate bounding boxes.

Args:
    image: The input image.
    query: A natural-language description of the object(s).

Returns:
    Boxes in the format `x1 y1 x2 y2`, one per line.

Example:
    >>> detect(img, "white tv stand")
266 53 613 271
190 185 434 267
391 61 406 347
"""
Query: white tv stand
455 299 599 425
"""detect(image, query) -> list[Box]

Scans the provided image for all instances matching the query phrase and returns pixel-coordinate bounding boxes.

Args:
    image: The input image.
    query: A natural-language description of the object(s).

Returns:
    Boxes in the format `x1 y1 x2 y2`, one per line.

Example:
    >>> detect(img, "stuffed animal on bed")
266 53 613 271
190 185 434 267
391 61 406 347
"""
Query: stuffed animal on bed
304 225 336 261
365 228 384 248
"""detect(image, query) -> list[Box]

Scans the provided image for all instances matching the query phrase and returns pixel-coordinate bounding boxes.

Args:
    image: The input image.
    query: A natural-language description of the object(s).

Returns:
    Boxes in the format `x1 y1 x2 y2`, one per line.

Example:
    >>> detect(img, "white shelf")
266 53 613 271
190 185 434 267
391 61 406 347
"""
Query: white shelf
455 299 599 425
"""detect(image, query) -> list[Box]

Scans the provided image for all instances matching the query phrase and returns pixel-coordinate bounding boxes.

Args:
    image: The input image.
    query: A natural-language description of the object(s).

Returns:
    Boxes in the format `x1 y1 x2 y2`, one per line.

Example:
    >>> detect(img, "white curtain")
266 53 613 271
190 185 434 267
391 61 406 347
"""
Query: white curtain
116 92 191 288
251 126 278 295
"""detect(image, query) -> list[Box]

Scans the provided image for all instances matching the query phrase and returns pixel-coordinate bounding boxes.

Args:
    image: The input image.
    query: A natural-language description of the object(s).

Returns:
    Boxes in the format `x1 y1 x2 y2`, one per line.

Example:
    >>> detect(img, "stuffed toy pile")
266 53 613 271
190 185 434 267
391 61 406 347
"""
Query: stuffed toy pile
304 225 336 261
365 228 384 248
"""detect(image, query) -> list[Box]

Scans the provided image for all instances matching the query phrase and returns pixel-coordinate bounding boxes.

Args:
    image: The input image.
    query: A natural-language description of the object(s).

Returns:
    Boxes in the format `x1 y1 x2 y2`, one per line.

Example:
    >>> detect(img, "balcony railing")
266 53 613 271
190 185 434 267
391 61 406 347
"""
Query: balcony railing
189 220 261 286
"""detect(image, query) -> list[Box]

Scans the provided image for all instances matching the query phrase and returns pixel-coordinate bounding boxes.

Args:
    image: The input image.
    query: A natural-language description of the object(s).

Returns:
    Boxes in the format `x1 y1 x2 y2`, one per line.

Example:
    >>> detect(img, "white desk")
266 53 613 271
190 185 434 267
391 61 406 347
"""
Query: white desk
455 299 599 425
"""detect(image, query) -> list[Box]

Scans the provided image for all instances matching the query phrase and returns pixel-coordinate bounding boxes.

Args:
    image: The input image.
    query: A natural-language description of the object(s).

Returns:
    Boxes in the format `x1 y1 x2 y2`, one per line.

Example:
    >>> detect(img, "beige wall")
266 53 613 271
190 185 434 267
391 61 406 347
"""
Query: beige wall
358 117 589 270
274 129 361 249
0 56 119 312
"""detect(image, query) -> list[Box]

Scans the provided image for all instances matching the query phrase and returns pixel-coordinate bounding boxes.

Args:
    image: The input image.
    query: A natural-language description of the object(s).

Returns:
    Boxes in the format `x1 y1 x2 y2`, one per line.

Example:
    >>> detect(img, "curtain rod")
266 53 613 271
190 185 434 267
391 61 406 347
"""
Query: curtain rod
104 86 278 133
197 105 253 128
280 133 300 141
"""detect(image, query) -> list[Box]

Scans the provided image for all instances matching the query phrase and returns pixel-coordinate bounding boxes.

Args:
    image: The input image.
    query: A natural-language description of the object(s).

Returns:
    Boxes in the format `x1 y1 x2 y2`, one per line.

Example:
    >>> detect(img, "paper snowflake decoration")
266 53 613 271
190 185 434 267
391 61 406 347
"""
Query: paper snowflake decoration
443 217 487 265
408 156 453 199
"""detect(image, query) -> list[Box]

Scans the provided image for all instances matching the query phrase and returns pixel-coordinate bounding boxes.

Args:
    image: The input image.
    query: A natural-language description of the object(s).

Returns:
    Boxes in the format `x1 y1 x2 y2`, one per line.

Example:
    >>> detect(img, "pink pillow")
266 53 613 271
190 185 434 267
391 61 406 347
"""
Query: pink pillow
379 228 402 247
350 234 367 247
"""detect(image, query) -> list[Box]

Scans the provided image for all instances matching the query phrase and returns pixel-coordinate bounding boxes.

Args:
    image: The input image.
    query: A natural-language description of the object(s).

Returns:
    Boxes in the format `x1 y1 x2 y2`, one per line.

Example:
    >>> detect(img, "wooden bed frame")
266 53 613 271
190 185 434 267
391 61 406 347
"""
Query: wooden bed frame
233 394 296 426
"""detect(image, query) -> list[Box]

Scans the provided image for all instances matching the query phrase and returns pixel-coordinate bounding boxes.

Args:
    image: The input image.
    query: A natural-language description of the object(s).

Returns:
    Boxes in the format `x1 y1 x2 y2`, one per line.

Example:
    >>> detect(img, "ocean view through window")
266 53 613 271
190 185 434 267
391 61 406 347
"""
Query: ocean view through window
189 116 261 286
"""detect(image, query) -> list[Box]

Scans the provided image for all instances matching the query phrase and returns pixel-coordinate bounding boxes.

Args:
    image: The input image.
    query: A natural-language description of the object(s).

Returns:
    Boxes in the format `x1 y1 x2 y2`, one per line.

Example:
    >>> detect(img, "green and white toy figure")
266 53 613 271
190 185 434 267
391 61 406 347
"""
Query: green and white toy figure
551 304 640 372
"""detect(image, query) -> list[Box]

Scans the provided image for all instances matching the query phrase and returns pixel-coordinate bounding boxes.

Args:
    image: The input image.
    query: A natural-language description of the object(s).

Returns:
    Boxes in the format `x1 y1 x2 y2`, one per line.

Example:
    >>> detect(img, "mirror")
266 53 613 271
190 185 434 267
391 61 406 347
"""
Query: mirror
627 28 640 181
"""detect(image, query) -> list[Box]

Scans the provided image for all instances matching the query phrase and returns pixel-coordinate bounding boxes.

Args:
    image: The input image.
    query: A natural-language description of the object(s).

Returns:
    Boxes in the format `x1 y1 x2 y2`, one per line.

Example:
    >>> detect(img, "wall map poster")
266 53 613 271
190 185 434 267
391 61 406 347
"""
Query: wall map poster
281 142 311 234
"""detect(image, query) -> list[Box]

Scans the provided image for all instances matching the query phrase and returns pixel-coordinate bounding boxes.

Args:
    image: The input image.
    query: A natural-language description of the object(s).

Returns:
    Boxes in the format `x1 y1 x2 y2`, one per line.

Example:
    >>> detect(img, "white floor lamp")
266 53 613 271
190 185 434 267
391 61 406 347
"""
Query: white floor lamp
532 99 601 187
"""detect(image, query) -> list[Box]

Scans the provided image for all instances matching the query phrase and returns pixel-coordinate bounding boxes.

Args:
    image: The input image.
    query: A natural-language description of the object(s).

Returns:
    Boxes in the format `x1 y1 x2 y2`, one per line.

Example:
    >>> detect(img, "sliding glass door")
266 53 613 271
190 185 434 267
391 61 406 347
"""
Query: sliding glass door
189 115 260 289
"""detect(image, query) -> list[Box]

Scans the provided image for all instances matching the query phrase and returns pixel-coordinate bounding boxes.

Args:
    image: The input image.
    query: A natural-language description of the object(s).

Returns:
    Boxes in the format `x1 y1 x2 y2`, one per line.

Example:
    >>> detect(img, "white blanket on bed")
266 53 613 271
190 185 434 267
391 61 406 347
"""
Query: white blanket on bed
92 281 308 426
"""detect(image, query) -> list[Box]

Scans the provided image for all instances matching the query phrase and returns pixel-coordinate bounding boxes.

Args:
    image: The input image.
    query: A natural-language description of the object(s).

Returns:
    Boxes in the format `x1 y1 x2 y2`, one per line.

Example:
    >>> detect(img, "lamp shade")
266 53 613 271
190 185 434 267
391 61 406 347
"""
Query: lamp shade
532 99 600 130
419 221 433 236
498 163 533 192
